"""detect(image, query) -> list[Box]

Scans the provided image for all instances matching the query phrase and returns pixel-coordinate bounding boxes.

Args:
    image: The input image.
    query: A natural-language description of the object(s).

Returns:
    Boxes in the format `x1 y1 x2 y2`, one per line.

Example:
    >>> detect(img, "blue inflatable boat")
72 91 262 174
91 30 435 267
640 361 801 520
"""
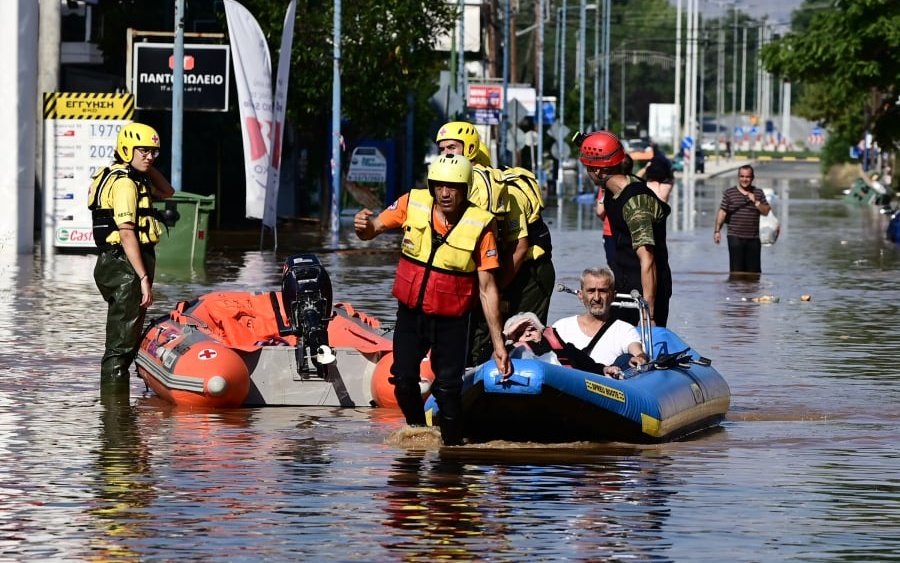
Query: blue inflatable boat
425 294 731 443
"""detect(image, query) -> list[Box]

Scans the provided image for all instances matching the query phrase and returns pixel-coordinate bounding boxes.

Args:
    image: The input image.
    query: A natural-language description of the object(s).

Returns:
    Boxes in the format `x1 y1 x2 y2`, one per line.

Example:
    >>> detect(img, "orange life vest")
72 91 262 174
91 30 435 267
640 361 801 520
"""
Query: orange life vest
391 189 494 317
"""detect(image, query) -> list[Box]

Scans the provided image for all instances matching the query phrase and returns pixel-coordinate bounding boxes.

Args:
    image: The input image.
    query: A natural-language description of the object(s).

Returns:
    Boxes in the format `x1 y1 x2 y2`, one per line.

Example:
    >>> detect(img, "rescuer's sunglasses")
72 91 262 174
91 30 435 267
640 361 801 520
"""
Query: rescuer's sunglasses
135 147 160 159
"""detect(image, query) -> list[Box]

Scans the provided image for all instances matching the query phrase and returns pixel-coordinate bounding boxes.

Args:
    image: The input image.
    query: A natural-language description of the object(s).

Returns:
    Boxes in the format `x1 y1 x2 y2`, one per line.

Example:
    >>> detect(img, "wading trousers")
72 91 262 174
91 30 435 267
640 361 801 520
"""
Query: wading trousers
94 245 155 387
390 302 469 446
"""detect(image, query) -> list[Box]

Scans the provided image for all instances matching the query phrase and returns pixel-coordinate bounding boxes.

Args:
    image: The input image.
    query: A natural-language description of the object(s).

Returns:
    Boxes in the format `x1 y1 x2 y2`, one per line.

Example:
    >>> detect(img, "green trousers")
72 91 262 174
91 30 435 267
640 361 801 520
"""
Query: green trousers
94 245 155 386
468 256 556 366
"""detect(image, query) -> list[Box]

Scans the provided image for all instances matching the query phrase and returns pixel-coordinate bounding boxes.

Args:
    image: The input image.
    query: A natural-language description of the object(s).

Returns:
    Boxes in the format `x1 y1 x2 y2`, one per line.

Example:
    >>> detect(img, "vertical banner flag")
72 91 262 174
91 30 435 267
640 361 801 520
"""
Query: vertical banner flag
224 0 272 220
263 0 297 229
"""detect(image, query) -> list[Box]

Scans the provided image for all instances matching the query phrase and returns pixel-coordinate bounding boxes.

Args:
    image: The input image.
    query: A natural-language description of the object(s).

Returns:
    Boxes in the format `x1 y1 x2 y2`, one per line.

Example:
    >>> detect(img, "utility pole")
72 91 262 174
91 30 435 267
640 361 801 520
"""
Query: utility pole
37 0 60 211
674 0 682 151
330 0 342 234
731 7 738 154
578 0 586 187
536 0 545 186
500 0 510 167
556 0 567 196
602 0 610 129
740 26 747 113
716 23 724 157
172 0 185 190
593 3 599 129
510 2 518 84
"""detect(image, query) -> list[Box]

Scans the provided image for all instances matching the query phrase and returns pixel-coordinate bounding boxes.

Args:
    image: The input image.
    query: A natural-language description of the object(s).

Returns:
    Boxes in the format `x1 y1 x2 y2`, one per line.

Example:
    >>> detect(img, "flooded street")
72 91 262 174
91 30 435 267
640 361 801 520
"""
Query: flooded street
1 161 898 560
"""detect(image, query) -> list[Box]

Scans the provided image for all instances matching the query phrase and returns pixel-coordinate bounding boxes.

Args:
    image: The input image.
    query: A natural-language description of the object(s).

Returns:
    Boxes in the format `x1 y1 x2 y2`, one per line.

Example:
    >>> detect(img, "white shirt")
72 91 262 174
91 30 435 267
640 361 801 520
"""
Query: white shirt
551 316 641 366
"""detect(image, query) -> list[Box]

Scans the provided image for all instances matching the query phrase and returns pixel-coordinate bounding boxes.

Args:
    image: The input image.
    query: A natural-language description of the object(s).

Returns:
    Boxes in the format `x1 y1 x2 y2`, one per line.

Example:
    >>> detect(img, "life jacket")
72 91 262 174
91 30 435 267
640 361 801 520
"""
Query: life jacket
603 181 672 296
391 189 495 317
87 163 163 249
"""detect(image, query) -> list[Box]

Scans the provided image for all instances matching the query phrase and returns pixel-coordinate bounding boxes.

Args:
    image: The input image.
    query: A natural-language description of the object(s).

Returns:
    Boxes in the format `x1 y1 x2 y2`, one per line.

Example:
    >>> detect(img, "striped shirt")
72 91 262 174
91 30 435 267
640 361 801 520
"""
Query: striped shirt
720 186 768 239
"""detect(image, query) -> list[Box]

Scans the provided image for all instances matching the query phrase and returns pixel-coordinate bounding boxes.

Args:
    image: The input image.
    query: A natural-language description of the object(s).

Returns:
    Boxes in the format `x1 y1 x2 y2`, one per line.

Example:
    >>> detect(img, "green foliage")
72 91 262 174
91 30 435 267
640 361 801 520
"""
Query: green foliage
761 0 900 157
238 0 457 140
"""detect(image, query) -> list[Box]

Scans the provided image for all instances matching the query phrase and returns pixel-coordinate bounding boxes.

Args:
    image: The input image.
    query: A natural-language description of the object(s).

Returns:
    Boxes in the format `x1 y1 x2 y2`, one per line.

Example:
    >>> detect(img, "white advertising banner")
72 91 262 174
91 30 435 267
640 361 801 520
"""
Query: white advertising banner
263 0 296 229
224 0 273 220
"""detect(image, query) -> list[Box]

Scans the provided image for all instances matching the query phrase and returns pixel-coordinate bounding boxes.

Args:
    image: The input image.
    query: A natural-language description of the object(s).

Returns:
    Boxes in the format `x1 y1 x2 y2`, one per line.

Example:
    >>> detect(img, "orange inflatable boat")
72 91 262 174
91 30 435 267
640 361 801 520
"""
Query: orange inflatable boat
136 254 433 408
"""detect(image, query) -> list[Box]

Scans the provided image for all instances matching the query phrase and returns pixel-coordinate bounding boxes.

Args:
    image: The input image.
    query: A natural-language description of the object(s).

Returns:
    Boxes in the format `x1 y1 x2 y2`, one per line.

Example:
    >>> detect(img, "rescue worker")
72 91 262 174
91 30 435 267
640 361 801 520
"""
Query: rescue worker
577 131 672 327
435 120 555 365
353 154 512 445
89 122 174 388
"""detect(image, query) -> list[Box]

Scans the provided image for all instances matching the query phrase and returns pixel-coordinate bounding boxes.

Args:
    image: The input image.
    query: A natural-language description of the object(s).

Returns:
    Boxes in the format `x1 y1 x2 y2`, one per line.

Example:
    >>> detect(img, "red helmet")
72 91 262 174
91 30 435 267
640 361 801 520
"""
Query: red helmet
578 131 625 168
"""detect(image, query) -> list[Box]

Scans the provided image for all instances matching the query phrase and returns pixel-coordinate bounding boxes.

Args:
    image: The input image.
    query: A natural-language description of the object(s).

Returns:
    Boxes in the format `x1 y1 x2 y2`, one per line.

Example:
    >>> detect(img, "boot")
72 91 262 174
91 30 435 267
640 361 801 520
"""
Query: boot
392 379 426 426
436 394 464 446
100 366 131 391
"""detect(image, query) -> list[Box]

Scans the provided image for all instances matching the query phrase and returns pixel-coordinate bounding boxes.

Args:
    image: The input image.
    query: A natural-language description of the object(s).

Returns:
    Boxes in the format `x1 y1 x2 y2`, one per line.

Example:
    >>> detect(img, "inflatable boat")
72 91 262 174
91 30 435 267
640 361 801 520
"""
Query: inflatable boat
136 254 430 409
424 292 730 443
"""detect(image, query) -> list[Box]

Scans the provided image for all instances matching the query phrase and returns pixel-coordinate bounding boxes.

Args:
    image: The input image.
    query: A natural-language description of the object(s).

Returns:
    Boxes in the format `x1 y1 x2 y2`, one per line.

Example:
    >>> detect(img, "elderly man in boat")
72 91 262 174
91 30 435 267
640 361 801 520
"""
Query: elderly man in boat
551 266 649 369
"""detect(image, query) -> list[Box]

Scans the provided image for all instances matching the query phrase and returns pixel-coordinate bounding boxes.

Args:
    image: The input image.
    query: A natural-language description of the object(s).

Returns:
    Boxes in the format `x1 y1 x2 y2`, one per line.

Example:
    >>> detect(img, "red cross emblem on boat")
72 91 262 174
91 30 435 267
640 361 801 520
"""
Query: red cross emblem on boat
198 348 217 360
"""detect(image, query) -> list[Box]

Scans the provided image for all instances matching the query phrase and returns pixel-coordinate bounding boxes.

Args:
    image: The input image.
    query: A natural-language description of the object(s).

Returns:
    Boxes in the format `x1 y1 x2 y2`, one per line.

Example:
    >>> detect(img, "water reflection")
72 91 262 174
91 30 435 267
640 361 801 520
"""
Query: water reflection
88 390 154 559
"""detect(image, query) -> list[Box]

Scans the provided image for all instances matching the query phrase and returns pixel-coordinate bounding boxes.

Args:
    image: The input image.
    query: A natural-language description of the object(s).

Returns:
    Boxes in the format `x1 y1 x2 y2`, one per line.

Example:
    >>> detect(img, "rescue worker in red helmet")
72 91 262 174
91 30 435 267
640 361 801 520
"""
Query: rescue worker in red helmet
88 122 174 390
353 154 512 445
577 130 672 327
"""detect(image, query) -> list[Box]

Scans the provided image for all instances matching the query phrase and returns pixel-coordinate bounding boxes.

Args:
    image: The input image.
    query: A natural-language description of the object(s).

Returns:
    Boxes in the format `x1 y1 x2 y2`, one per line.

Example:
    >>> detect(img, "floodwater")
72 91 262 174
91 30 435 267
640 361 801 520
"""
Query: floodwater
1 161 898 560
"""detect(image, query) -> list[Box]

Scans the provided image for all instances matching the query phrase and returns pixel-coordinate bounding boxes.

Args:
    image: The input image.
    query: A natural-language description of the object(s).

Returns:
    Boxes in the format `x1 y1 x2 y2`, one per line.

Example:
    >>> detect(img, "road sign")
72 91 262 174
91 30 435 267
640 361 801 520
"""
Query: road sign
542 100 556 125
347 146 387 183
681 136 694 150
550 140 571 160
547 122 570 141
506 126 526 153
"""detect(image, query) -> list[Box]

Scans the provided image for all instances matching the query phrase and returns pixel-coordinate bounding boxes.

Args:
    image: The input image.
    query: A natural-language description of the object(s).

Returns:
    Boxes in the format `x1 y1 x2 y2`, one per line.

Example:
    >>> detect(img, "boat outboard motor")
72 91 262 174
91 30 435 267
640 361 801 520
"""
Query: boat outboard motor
281 254 336 375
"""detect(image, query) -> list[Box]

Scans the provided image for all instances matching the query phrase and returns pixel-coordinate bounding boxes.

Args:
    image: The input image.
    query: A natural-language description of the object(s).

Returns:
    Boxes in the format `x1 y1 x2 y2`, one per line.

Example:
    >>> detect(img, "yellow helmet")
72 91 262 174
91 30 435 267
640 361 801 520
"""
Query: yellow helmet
116 122 160 163
427 154 473 192
436 121 480 161
473 141 492 167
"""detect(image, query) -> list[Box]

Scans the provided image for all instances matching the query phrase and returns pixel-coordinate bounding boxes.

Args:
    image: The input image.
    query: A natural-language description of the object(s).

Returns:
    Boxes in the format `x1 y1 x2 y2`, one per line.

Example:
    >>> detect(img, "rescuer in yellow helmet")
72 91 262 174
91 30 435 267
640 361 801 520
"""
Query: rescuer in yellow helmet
87 122 175 391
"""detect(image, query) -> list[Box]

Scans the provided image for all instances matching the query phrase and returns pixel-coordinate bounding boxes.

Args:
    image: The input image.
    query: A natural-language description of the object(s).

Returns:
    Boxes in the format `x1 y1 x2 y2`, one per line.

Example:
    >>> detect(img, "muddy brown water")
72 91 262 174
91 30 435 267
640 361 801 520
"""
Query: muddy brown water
0 161 897 560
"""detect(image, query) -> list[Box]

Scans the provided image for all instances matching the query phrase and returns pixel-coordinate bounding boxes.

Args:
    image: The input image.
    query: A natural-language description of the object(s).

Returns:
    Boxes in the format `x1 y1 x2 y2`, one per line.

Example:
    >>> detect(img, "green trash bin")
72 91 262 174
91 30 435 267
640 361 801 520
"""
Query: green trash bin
153 191 215 271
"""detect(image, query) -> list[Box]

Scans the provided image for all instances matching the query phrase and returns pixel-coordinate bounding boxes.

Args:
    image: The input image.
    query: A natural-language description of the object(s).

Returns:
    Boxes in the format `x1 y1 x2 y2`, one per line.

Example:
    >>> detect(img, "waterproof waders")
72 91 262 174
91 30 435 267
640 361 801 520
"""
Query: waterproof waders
94 246 155 386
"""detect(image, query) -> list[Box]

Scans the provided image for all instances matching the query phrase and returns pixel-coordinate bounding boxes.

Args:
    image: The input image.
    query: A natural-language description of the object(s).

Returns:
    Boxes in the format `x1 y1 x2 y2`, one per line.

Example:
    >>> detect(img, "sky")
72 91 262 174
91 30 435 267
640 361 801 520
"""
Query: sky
699 0 805 31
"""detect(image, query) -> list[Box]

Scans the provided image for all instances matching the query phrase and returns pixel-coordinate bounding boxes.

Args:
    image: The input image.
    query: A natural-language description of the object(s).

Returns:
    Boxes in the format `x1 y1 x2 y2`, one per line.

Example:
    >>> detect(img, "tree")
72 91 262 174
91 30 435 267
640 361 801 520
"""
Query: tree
240 0 457 143
761 0 900 154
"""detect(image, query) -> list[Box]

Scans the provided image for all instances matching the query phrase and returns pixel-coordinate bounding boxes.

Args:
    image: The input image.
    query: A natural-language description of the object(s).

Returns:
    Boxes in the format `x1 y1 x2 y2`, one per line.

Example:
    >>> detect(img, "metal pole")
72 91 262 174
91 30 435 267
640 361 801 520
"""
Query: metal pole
602 0 610 129
732 6 738 154
537 0 545 186
674 0 682 150
578 0 586 189
556 0 567 196
593 3 599 129
458 0 465 101
740 25 747 113
716 24 724 157
172 0 184 190
620 50 625 134
500 0 510 167
330 0 342 234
